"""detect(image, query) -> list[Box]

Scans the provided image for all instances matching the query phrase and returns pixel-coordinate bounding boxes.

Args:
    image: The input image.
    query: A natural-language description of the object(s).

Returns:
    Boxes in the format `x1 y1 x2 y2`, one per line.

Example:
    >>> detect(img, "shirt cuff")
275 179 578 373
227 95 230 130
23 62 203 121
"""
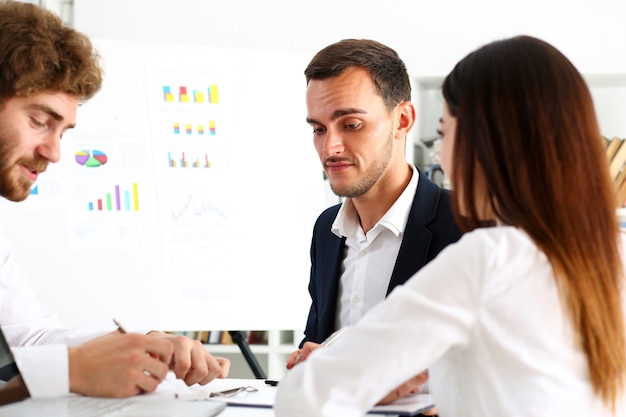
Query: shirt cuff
11 344 69 397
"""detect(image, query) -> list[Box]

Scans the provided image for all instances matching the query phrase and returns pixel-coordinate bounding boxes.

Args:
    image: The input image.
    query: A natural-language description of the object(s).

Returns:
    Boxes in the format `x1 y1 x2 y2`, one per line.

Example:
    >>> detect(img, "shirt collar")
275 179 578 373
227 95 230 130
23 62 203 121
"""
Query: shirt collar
331 164 419 240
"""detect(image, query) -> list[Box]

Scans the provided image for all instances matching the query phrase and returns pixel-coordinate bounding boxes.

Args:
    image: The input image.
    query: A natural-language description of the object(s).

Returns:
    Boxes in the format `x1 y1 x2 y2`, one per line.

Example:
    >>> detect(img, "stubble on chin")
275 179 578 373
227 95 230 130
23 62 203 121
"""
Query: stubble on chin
0 168 33 202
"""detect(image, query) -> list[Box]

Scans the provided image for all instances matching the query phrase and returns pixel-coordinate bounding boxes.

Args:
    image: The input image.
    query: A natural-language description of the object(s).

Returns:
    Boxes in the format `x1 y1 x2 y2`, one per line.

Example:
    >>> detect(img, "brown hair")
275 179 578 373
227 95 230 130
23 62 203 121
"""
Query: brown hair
0 0 102 103
304 39 410 111
442 35 625 411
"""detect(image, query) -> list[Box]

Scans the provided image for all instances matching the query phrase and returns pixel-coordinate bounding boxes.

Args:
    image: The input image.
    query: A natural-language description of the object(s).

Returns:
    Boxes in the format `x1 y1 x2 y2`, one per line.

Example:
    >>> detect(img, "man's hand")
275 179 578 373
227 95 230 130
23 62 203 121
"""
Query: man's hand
286 341 321 369
68 331 174 397
147 331 230 385
377 370 437 415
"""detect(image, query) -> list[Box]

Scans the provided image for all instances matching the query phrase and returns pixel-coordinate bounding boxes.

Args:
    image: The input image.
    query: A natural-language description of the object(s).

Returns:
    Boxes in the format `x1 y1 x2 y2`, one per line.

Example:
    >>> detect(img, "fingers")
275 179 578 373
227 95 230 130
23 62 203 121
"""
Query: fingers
286 349 301 369
297 342 320 363
68 333 173 398
286 342 323 369
164 335 227 385
136 354 170 393
376 370 430 405
144 335 175 365
215 357 231 379
421 407 439 416
169 337 199 381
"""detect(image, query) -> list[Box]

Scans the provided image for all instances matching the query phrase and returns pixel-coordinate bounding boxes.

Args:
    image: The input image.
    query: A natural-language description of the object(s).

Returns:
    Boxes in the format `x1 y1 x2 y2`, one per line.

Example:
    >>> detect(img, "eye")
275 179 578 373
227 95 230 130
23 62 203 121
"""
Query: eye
345 122 362 130
30 117 46 129
311 126 326 135
436 128 443 137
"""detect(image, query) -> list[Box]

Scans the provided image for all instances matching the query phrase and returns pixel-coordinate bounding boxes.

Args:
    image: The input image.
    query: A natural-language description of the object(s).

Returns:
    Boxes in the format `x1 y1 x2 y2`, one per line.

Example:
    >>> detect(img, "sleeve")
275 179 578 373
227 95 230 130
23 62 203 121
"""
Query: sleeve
301 218 320 347
11 345 69 397
0 232 106 396
274 232 486 417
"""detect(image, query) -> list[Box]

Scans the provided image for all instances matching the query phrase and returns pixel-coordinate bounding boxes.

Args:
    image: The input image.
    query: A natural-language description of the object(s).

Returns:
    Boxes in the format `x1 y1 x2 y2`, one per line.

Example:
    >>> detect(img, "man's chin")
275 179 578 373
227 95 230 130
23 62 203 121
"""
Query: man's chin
1 187 32 202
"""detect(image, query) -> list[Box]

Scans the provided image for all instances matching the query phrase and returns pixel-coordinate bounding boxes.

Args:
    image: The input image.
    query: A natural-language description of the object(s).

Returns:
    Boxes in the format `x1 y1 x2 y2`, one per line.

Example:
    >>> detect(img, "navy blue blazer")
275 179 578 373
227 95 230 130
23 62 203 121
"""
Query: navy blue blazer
301 168 463 346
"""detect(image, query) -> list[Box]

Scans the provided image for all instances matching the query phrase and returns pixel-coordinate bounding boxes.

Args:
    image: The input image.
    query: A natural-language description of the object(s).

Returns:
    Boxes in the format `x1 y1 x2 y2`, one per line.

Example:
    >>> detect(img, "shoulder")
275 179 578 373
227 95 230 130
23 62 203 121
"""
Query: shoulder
460 226 535 250
412 168 454 217
314 203 341 230
453 226 542 273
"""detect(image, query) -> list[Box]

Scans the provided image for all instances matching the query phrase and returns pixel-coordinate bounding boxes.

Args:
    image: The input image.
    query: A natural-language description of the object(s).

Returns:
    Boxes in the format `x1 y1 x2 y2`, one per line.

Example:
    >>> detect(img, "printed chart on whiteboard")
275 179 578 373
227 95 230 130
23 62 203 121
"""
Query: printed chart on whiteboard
0 40 326 331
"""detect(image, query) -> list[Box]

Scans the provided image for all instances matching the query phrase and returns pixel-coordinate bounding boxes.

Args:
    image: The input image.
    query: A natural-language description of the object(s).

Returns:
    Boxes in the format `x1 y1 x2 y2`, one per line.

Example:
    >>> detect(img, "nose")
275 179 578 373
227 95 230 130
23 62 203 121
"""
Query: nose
36 132 61 163
321 129 344 156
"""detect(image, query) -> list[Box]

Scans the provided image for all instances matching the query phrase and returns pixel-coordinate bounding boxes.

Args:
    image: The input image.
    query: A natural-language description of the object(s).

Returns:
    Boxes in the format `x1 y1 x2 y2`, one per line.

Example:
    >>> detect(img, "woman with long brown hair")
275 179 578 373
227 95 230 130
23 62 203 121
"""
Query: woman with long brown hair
275 35 626 417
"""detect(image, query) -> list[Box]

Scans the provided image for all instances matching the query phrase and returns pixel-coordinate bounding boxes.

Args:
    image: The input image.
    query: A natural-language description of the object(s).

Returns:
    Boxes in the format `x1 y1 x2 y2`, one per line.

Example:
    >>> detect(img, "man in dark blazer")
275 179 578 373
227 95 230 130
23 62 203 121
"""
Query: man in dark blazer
286 39 461 411
303 168 460 344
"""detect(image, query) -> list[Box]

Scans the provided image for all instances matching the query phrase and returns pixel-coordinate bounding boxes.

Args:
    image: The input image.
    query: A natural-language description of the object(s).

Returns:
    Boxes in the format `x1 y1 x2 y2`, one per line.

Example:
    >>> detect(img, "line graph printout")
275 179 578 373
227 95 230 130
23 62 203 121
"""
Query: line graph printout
160 182 233 249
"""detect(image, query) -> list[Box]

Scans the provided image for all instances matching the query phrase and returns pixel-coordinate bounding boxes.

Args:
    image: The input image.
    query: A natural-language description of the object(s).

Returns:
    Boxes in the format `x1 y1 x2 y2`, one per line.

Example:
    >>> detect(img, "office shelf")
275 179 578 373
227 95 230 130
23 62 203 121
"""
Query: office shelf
412 73 626 184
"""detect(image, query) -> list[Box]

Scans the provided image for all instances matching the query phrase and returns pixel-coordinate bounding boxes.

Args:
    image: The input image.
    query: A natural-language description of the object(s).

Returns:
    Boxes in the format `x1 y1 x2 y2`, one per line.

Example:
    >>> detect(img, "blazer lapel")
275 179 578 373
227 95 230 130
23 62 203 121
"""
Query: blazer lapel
387 171 439 294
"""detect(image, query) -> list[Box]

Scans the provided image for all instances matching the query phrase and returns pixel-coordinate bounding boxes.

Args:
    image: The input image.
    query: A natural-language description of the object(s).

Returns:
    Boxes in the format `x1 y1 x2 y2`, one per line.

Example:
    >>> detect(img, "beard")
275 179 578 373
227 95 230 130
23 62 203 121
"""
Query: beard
0 125 47 202
329 129 394 198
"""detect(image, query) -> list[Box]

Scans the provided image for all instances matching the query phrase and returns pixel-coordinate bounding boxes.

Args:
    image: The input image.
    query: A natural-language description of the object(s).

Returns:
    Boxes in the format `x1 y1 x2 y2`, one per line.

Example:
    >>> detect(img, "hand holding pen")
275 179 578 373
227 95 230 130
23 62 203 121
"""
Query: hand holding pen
114 318 231 385
285 327 348 370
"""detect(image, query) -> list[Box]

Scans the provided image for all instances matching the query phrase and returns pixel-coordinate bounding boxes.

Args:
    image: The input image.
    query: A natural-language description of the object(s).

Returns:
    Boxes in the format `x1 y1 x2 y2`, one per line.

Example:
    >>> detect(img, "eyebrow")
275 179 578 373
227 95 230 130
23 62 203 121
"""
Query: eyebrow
28 103 76 129
306 108 367 125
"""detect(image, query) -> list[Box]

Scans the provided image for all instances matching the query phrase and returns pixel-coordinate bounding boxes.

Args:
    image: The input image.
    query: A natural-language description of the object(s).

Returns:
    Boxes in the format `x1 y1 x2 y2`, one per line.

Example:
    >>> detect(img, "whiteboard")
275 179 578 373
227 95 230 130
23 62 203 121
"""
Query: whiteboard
0 40 327 331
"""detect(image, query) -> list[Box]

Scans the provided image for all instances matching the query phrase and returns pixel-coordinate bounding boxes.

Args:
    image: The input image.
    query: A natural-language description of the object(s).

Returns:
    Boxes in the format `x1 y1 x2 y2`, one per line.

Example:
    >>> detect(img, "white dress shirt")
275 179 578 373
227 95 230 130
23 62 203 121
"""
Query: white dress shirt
332 164 418 329
0 230 104 397
275 226 626 417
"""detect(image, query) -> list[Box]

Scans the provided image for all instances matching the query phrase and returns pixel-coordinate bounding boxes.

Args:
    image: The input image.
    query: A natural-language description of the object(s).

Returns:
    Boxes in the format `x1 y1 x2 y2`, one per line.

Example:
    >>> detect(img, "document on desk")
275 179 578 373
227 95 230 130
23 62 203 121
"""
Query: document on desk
197 378 435 416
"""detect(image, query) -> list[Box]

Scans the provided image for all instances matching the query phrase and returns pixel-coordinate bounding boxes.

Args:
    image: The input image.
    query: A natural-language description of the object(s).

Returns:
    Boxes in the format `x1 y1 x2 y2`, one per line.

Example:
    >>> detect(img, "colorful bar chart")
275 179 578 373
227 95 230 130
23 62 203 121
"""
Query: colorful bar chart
193 90 205 103
168 152 210 168
87 182 140 211
171 120 216 136
208 85 219 103
162 84 219 104
179 86 189 102
163 86 175 102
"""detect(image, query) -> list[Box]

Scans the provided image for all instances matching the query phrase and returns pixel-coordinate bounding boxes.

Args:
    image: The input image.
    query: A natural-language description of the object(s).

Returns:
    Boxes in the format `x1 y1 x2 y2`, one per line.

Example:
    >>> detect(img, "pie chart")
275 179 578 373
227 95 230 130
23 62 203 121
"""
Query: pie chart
75 150 108 167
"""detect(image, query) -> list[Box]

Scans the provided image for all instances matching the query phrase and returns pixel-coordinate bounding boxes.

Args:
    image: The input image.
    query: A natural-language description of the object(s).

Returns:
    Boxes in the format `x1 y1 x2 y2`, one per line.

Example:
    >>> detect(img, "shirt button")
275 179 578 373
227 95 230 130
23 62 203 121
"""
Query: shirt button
351 296 360 304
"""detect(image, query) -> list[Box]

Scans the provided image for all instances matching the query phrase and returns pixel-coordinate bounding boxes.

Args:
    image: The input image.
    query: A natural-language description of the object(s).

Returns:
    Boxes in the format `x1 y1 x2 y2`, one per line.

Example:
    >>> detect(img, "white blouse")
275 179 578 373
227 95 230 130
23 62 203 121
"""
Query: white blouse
275 226 626 417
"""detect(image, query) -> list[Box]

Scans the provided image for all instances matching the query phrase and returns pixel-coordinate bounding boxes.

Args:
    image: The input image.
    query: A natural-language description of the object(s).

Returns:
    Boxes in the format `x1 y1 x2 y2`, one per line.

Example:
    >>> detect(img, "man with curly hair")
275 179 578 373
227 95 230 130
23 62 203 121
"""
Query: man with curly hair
0 0 229 398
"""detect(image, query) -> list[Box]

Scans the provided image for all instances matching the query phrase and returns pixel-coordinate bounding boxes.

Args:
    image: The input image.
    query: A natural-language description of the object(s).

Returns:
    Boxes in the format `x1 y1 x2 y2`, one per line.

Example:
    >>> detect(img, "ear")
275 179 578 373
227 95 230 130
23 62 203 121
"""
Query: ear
394 101 416 139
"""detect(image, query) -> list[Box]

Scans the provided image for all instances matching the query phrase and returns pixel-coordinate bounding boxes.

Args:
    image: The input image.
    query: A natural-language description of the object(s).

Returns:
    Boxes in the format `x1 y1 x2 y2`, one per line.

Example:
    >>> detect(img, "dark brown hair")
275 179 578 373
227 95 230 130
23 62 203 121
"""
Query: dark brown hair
0 0 102 103
304 39 410 111
443 35 625 411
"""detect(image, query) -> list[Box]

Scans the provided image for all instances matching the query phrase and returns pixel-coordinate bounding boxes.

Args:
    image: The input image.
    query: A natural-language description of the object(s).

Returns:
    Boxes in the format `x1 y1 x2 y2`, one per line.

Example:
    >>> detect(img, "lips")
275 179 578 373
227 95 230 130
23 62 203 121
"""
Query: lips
21 162 47 183
325 161 353 175
324 157 355 167
325 160 348 166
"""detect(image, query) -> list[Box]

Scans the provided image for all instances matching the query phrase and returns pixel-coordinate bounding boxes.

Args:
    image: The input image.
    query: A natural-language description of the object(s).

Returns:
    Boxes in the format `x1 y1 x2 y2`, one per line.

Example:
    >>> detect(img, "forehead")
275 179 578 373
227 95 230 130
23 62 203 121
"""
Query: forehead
305 67 384 117
3 91 79 123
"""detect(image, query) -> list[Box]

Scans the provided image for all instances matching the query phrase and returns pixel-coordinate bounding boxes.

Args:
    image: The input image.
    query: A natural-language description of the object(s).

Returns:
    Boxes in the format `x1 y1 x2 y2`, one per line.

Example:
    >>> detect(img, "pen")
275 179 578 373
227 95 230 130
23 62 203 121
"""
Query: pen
113 318 163 362
113 318 127 334
265 380 279 386
321 326 348 347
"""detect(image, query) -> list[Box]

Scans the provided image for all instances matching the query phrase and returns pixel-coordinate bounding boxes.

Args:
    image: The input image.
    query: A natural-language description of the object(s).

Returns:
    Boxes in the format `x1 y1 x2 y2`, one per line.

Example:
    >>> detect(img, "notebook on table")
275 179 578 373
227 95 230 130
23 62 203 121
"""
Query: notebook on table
0 326 226 417
205 378 436 416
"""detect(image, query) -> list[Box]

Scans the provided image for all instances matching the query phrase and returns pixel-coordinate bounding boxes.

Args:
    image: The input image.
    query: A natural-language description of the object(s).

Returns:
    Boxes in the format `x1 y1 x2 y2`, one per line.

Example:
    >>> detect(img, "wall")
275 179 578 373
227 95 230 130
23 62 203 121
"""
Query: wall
72 0 626 168
73 0 626 77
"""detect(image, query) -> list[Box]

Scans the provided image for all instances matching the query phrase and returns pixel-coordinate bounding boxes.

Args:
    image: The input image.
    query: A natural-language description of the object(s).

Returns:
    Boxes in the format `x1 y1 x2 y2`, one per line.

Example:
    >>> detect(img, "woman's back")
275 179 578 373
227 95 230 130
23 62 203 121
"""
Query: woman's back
425 226 626 416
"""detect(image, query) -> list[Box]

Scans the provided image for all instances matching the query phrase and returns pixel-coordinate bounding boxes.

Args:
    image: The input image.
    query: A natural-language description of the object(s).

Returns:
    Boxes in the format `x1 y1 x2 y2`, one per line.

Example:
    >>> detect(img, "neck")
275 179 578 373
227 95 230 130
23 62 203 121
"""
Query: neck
352 163 412 233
